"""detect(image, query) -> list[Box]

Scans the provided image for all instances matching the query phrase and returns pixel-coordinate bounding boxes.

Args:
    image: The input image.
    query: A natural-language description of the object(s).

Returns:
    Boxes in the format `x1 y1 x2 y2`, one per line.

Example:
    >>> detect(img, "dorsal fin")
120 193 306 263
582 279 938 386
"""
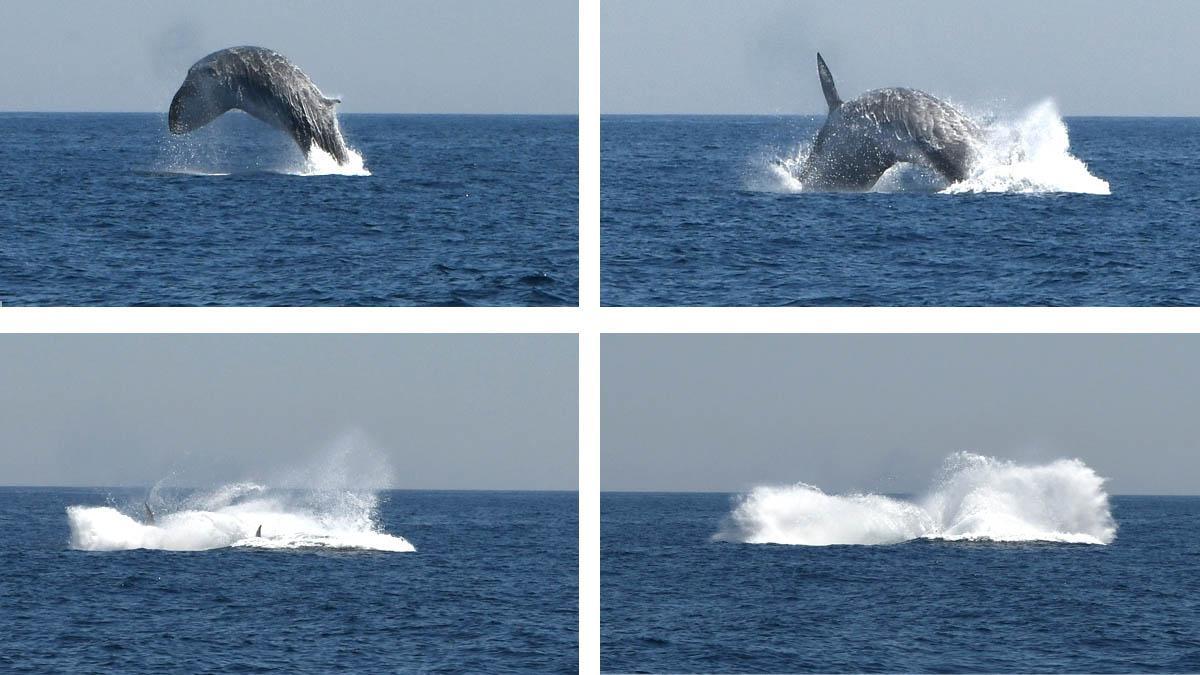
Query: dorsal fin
817 52 842 111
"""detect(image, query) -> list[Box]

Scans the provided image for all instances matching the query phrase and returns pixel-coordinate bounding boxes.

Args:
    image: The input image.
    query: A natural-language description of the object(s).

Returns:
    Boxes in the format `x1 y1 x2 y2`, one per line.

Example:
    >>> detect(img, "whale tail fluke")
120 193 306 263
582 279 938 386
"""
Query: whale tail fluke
322 96 341 106
817 52 842 111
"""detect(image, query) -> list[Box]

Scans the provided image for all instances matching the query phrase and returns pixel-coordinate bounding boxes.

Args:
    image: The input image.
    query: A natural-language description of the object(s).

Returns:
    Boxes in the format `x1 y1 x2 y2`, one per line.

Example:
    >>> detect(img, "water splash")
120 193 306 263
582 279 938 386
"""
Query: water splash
715 452 1116 546
749 142 808 194
753 100 1108 195
67 483 413 552
67 434 410 552
296 143 370 176
155 113 370 176
945 101 1107 194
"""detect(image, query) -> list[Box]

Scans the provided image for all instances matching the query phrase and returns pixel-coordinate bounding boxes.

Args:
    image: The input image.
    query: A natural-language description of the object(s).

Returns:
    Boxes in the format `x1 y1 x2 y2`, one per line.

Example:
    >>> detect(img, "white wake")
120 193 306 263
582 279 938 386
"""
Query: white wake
68 481 413 552
715 452 1116 546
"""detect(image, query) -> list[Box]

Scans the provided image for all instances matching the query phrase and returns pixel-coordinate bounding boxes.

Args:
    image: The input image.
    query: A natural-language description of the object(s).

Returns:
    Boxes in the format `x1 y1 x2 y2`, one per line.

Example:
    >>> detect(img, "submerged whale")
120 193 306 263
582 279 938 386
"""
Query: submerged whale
798 53 982 191
168 46 351 164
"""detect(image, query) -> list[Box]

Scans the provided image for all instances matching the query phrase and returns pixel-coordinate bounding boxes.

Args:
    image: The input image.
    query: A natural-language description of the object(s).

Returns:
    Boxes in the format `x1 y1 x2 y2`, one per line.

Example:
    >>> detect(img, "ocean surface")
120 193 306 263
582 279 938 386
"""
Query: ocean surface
0 487 577 673
601 112 1200 306
602 482 1200 673
0 113 577 306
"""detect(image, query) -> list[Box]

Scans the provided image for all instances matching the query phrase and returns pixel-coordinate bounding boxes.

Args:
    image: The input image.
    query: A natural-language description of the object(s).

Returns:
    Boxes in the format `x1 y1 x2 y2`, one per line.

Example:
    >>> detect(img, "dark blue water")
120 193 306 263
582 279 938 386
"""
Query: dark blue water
602 116 1200 306
0 488 576 673
602 493 1200 673
0 113 577 306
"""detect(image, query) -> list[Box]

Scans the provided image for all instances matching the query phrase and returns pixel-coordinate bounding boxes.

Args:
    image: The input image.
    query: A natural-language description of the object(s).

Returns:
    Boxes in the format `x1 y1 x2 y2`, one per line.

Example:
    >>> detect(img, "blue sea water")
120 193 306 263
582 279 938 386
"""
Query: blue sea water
0 488 577 673
0 113 577 306
601 492 1200 673
601 114 1200 306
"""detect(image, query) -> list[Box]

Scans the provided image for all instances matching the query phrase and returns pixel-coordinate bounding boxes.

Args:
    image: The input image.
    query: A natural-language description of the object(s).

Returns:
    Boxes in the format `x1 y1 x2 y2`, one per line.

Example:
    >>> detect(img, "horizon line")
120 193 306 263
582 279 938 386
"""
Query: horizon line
600 112 1200 119
0 485 579 492
600 488 1199 497
0 109 579 116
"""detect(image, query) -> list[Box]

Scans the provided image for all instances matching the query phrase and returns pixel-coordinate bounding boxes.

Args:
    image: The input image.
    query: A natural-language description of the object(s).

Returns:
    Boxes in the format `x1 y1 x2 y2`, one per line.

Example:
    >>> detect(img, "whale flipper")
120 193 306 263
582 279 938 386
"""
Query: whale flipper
144 503 155 525
169 46 352 165
817 53 842 111
255 524 262 538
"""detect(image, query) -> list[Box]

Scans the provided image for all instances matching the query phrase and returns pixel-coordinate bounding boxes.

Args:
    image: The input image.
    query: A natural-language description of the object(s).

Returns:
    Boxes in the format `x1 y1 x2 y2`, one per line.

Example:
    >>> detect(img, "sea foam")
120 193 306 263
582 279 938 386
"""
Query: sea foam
715 452 1116 546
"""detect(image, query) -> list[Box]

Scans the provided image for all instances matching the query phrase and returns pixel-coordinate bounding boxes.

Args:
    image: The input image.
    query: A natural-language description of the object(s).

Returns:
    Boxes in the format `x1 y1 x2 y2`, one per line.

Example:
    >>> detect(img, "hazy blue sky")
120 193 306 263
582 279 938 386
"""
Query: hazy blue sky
604 335 1200 495
603 0 1200 115
0 0 576 113
0 334 576 489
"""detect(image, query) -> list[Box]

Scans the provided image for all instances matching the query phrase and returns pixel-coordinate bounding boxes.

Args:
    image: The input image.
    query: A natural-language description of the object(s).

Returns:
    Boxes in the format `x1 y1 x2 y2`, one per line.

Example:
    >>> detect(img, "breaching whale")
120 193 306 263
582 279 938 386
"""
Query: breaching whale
797 53 982 191
168 46 351 164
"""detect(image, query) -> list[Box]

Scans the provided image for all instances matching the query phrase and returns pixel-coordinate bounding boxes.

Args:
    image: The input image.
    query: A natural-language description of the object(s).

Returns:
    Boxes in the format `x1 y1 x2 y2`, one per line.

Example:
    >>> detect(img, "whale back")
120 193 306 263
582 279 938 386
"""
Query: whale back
800 54 982 190
168 46 350 164
844 87 980 183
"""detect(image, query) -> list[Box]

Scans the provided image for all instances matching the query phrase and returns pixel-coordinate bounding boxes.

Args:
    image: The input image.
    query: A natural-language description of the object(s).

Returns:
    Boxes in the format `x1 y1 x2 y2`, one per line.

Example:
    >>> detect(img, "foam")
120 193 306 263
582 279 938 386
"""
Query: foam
715 452 1116 546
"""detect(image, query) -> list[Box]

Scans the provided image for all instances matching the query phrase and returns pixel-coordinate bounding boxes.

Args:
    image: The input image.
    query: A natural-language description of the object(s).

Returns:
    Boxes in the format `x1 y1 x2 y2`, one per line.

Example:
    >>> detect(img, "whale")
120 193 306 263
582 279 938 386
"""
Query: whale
797 53 982 191
168 46 351 164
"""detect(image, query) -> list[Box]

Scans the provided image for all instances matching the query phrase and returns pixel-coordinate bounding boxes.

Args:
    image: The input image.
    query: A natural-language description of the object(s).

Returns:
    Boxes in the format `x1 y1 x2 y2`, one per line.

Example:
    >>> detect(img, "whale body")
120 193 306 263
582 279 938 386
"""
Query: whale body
798 53 981 191
168 46 351 164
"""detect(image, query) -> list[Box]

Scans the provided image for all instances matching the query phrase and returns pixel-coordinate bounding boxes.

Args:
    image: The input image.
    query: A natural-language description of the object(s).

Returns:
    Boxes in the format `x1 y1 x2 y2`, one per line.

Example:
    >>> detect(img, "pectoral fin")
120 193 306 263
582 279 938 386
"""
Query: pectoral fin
817 53 842 111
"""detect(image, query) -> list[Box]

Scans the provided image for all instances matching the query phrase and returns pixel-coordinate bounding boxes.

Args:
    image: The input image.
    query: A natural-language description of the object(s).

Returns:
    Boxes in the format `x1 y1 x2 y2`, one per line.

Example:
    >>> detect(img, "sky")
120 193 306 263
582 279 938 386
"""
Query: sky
0 0 577 113
604 334 1200 495
603 0 1200 115
0 334 577 490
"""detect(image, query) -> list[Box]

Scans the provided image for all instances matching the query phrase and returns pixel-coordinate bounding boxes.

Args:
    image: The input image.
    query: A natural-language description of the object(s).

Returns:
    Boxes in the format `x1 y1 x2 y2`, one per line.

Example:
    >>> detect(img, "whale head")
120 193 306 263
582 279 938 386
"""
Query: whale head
168 63 228 135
